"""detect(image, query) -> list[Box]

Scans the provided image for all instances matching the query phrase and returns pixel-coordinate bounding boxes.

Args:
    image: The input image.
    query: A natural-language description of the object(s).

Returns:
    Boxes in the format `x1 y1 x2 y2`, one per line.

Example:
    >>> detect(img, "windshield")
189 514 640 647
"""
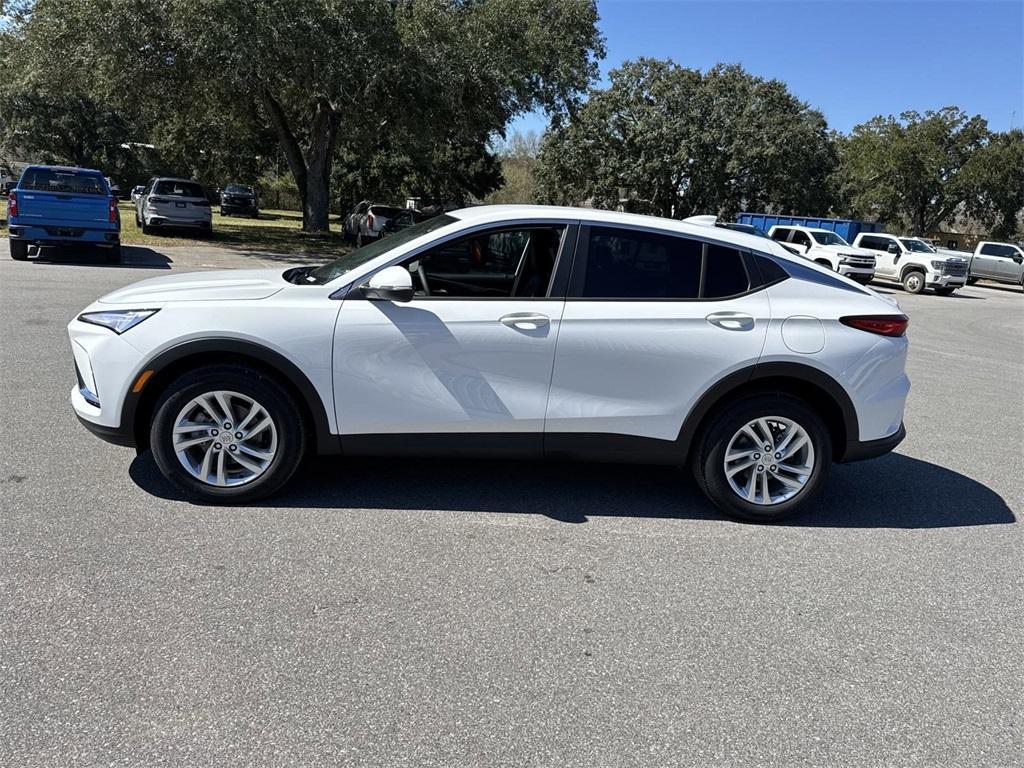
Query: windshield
901 238 935 253
307 214 457 284
225 185 254 194
810 231 849 246
154 180 206 198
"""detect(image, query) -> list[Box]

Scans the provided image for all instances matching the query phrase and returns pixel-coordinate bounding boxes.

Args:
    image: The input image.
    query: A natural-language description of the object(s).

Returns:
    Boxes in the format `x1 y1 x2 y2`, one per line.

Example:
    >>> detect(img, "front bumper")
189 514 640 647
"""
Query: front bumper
68 317 145 443
927 272 966 287
839 422 906 463
838 264 875 280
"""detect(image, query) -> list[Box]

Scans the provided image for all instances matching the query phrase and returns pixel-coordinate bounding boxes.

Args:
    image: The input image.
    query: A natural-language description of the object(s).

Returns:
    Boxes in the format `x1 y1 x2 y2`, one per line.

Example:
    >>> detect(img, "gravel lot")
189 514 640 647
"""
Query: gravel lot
1 241 1022 767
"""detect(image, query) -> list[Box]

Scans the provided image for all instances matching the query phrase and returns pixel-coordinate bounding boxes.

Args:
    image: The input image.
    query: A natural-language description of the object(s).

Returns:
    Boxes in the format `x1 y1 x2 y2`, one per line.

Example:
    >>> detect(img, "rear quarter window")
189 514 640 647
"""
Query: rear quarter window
21 168 106 195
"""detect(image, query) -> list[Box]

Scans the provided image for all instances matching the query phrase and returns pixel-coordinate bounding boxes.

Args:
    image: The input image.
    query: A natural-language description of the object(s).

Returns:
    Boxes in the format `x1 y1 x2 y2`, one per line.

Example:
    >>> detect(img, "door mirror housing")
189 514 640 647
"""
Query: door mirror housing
363 265 414 303
887 243 900 254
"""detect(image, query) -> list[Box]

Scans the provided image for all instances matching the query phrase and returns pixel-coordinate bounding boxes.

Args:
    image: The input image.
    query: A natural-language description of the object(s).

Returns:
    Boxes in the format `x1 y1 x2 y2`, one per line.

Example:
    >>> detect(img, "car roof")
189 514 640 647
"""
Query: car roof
153 176 200 183
447 204 777 253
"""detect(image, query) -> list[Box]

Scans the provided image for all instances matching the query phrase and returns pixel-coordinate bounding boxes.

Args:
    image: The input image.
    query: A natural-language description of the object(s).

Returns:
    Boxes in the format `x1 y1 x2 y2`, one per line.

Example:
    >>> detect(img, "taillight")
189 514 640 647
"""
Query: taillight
148 197 168 205
367 212 375 228
109 197 119 223
7 190 18 218
840 314 909 337
193 199 210 207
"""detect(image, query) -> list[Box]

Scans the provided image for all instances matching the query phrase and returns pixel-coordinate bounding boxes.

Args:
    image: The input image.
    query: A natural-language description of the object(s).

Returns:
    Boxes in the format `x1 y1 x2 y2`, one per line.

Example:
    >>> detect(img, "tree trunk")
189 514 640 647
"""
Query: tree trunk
260 90 339 233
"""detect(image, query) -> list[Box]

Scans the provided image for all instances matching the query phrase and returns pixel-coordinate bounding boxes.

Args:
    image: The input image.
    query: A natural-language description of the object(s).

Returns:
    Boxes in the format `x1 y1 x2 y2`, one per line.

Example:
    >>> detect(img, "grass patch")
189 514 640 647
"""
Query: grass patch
117 203 353 258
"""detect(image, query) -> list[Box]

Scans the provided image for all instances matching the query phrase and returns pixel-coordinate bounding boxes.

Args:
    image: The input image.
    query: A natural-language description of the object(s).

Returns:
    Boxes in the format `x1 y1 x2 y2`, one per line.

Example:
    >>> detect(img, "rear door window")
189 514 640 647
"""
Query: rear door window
790 230 812 248
770 228 791 242
574 227 749 300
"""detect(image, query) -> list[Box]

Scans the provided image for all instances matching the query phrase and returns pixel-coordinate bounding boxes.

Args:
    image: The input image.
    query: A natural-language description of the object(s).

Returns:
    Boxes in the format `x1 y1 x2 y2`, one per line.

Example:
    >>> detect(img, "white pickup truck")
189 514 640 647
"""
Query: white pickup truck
967 241 1024 288
851 233 968 295
767 225 876 284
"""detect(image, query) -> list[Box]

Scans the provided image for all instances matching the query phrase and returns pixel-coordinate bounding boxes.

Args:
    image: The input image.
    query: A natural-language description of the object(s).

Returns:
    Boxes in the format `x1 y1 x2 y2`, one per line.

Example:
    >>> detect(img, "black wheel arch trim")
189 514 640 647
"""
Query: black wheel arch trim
121 338 339 454
675 361 862 463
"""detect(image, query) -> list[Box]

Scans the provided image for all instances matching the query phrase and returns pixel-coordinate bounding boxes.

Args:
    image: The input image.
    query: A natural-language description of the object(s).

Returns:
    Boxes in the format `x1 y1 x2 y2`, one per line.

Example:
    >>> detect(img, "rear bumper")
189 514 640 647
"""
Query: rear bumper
9 224 119 245
144 215 211 229
838 422 906 463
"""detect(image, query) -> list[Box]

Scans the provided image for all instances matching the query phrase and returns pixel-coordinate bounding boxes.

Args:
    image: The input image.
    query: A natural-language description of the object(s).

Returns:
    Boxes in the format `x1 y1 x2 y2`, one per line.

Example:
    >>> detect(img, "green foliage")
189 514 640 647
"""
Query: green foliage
961 129 1024 240
485 131 542 204
535 60 836 219
2 0 604 230
834 107 990 234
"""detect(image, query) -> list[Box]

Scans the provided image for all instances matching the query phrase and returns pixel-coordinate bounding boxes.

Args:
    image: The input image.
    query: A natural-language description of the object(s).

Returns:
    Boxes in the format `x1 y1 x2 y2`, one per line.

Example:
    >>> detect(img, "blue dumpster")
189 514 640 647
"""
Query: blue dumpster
735 213 884 243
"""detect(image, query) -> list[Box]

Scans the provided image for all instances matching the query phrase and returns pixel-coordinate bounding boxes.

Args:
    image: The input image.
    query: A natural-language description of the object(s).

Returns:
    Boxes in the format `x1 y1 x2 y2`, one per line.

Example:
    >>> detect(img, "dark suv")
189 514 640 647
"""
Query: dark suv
219 184 258 218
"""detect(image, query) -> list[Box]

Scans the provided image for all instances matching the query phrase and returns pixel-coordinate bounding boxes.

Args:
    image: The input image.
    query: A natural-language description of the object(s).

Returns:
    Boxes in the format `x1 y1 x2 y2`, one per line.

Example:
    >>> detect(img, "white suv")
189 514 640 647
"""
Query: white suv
135 177 213 235
768 225 876 284
68 206 909 521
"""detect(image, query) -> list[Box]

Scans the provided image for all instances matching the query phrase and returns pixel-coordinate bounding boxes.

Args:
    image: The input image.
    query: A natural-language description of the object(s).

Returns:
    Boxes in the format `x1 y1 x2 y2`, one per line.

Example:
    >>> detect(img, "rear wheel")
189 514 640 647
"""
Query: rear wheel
693 394 830 522
10 239 28 260
966 277 978 285
150 365 307 503
902 270 926 294
141 217 154 235
105 244 122 264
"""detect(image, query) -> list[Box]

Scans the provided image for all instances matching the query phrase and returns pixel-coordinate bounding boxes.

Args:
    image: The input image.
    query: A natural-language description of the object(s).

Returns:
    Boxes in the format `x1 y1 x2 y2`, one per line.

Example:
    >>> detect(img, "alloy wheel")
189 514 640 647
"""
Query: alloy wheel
171 390 278 487
723 416 815 506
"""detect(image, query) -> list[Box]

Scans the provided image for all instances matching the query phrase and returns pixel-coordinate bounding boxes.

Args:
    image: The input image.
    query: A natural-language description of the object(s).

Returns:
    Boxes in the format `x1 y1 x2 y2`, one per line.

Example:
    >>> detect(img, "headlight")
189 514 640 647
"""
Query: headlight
930 261 945 270
78 309 159 334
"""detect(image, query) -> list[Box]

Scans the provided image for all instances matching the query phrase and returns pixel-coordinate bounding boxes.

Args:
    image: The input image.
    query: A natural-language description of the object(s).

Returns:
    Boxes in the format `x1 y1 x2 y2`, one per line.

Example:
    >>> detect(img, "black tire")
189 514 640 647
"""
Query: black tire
10 239 28 260
141 217 153 235
220 208 227 217
693 394 831 522
105 244 122 264
901 270 926 294
356 231 364 248
934 286 956 296
134 210 142 226
966 277 978 285
150 364 308 503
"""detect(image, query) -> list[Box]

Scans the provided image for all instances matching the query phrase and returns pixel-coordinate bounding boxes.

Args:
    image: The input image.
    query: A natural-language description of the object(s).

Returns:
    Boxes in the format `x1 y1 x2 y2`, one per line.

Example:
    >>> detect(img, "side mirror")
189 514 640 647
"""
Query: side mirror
363 265 414 303
887 243 900 254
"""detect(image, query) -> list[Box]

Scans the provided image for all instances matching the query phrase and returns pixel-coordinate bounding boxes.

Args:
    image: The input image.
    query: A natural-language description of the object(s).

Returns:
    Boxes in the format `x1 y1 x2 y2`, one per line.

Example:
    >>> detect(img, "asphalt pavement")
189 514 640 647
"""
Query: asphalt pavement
1 241 1022 767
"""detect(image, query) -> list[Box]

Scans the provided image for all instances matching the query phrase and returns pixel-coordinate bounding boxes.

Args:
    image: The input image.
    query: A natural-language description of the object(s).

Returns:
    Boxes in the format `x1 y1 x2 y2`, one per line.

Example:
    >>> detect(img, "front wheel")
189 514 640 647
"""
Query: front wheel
10 239 28 260
693 395 830 522
902 270 926 294
966 277 978 285
150 365 307 503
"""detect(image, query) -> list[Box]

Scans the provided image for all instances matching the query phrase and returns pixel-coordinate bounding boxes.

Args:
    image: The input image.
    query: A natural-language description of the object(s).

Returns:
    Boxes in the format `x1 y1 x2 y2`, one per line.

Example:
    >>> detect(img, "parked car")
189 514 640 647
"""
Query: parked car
68 205 909 522
966 241 1024 288
135 177 212 235
130 185 145 205
768 225 876 284
852 232 968 295
220 184 259 218
7 165 121 262
343 201 403 246
380 208 426 236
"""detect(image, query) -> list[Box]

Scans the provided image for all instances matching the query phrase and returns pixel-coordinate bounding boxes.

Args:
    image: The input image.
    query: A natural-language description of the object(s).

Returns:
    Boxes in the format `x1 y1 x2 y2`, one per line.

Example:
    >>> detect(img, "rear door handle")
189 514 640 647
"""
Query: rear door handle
706 311 754 331
500 312 549 330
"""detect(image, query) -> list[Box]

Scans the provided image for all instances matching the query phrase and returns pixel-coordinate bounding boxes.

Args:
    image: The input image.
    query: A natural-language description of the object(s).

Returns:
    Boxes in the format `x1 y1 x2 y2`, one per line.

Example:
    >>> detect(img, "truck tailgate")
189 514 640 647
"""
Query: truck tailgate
17 190 110 225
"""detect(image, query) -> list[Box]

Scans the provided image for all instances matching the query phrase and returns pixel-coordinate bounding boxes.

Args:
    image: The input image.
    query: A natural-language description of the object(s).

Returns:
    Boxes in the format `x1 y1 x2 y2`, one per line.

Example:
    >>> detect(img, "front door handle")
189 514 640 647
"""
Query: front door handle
706 311 754 331
500 312 549 330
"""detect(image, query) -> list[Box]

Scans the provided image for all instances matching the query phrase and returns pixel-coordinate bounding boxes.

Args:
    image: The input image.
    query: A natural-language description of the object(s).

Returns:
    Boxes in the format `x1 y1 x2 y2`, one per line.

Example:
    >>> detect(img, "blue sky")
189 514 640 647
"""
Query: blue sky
509 0 1024 137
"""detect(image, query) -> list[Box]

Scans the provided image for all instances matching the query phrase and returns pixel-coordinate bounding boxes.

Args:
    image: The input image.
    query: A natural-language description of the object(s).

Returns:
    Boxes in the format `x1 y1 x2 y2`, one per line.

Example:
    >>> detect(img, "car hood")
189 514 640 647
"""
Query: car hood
98 268 286 305
816 243 874 256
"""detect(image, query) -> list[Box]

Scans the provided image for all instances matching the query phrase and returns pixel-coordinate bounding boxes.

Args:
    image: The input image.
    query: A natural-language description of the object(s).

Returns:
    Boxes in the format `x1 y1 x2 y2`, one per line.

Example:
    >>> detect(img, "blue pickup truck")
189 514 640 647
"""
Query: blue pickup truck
7 165 121 263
